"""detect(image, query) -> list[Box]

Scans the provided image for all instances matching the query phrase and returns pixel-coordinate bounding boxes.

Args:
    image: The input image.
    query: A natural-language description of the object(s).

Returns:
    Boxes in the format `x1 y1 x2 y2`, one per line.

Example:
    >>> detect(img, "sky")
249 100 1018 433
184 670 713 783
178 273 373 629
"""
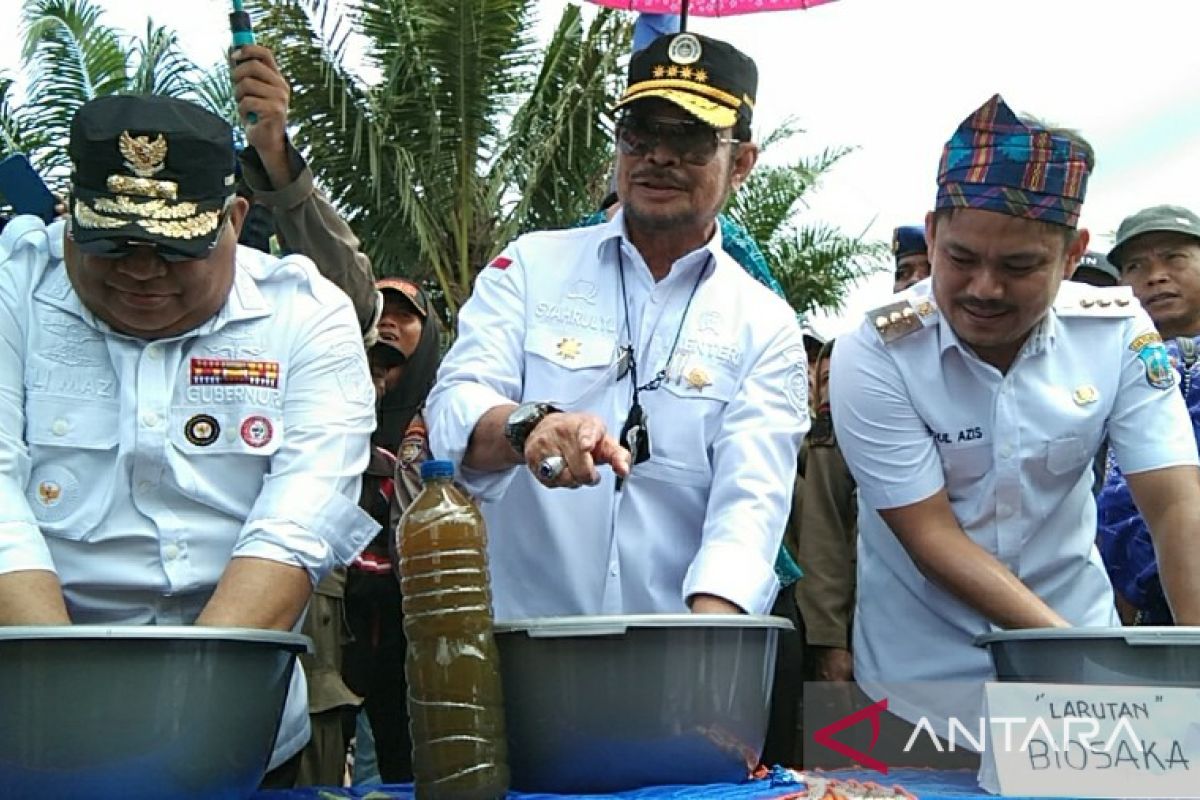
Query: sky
5 0 1199 336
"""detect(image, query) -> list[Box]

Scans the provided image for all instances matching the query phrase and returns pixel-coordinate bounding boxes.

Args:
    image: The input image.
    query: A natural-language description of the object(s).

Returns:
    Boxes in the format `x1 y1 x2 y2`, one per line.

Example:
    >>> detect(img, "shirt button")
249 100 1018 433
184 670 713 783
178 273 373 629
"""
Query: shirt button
51 419 70 436
145 345 162 360
137 481 153 494
163 543 179 561
141 412 161 428
1000 445 1013 459
997 504 1013 518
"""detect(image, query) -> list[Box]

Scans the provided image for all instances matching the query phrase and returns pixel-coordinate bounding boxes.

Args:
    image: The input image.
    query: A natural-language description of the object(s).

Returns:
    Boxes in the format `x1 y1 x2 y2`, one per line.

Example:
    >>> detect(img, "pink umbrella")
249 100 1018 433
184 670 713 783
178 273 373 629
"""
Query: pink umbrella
589 0 838 28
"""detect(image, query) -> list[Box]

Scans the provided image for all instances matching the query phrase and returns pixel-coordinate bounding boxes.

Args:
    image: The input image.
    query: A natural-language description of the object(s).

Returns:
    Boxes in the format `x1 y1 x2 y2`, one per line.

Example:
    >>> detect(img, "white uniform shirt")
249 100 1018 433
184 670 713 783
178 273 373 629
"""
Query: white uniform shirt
0 216 379 768
426 211 809 619
830 277 1199 739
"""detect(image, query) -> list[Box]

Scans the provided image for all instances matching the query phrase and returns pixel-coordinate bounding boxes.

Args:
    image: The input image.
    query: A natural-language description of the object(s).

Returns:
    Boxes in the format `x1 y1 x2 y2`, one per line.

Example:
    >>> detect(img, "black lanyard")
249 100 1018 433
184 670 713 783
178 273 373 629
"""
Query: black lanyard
614 246 710 480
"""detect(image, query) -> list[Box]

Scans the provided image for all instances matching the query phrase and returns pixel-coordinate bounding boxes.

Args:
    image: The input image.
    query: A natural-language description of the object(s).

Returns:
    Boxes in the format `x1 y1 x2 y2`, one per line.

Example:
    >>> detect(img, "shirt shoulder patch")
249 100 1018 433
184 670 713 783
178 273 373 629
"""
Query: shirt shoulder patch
866 297 938 344
1055 285 1137 318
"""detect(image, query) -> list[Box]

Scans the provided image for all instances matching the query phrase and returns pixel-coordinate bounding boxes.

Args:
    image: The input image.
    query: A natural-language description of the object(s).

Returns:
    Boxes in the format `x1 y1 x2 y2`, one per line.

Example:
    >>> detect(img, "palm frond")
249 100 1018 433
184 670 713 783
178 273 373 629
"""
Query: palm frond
20 0 130 176
128 19 200 98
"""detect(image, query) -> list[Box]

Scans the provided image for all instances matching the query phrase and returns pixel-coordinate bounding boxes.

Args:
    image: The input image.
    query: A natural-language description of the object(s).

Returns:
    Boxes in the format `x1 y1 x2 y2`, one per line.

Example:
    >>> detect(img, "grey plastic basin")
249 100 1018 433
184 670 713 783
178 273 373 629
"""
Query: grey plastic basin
977 627 1200 686
494 613 792 794
0 625 310 800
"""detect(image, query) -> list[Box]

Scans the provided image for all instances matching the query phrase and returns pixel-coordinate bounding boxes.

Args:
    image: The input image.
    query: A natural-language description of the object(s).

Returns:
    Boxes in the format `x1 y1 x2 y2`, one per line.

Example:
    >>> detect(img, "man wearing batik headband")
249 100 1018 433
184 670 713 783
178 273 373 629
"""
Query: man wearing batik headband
427 32 807 620
829 94 1200 761
0 94 378 787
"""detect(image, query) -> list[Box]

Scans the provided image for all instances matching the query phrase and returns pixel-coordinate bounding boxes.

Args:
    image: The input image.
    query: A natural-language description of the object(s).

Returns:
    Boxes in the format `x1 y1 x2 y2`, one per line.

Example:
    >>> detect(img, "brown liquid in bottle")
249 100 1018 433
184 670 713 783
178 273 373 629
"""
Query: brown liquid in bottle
397 460 508 800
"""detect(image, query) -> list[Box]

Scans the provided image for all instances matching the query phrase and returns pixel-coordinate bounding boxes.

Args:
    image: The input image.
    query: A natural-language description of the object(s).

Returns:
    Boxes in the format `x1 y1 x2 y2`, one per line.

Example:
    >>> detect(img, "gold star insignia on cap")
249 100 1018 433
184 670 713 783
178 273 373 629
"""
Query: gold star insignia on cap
666 65 680 78
556 337 582 360
693 68 708 84
652 65 667 79
686 367 712 390
1073 385 1099 406
680 66 694 80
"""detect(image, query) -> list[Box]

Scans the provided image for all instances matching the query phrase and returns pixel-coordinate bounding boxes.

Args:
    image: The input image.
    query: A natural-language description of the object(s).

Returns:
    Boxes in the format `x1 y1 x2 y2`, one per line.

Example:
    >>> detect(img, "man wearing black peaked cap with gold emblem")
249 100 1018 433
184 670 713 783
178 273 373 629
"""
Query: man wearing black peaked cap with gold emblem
0 94 380 788
428 31 807 625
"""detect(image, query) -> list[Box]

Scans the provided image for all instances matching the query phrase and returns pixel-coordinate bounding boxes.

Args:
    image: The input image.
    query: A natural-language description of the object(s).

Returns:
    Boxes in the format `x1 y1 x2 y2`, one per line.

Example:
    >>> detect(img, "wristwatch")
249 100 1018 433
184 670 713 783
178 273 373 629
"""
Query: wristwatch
504 402 560 456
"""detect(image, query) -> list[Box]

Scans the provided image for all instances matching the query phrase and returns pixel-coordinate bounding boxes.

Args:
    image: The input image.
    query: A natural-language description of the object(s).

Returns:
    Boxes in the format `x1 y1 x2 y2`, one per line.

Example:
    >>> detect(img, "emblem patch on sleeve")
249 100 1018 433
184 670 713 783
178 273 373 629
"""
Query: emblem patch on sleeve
1129 331 1175 390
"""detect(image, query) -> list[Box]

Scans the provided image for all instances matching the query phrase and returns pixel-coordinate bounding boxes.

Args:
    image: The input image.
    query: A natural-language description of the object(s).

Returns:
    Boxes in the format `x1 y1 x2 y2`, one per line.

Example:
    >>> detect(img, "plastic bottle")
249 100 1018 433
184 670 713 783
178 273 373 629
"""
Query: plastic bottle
396 459 509 799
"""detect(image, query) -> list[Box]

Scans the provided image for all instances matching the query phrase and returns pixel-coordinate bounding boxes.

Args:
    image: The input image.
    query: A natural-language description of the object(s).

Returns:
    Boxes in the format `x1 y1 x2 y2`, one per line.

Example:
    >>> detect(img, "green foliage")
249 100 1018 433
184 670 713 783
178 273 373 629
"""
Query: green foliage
726 117 887 315
257 0 631 315
0 0 225 192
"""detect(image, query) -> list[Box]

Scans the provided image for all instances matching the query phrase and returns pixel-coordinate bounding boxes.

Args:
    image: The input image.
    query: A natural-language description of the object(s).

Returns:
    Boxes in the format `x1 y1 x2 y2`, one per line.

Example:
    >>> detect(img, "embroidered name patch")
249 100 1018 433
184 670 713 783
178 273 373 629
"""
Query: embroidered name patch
190 358 280 388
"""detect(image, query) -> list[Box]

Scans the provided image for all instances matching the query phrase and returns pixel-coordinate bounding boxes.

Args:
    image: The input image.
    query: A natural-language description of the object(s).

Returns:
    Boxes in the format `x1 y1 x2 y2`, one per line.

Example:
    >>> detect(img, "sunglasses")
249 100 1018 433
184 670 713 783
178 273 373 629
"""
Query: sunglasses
616 114 739 166
69 208 231 264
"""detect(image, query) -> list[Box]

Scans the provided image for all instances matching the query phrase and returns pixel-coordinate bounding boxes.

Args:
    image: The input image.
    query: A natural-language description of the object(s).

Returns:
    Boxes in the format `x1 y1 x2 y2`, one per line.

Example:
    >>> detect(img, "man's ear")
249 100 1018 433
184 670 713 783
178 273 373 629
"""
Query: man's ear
1064 228 1091 281
225 196 251 239
729 141 759 192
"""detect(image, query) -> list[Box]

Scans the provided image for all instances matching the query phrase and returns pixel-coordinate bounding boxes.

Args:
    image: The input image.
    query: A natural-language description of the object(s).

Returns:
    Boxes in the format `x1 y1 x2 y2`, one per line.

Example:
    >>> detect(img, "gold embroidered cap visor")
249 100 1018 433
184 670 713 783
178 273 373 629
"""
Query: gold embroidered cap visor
70 185 232 261
614 88 737 130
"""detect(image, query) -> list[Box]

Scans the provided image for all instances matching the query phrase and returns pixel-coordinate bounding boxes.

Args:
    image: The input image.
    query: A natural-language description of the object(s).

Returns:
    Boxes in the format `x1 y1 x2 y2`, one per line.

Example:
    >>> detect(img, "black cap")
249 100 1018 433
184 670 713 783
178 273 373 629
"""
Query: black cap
69 95 237 260
892 225 927 262
615 33 757 131
377 277 429 319
1072 250 1120 287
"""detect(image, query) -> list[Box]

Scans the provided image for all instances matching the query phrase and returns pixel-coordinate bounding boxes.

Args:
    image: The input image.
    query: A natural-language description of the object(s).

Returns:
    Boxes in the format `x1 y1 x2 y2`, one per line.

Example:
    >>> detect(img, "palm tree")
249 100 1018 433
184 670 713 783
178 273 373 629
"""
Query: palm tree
0 0 213 189
726 118 887 316
256 0 632 317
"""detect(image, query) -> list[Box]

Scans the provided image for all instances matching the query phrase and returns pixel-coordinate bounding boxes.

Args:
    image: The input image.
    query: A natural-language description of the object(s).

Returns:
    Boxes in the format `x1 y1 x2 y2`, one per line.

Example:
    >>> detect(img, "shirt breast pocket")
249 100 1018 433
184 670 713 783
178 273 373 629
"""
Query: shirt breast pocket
644 355 736 474
523 327 616 408
166 408 283 511
938 441 992 500
1045 435 1092 476
24 395 121 541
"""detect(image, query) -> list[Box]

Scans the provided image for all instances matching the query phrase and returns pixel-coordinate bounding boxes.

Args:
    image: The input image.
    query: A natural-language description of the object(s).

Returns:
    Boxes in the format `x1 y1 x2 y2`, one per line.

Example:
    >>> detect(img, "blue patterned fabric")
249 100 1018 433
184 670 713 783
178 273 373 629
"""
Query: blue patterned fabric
1097 335 1200 624
936 94 1091 228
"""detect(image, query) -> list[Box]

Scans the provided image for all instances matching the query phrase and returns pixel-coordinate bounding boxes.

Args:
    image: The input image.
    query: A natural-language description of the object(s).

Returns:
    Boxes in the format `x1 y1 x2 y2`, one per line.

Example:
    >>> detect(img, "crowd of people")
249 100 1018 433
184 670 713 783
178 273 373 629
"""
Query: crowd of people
2 22 1200 790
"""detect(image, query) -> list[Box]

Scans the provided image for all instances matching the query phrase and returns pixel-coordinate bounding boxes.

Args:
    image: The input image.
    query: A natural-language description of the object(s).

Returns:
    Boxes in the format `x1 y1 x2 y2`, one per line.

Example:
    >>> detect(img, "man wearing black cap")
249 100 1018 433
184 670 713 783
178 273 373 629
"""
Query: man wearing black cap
427 32 807 620
1071 250 1120 288
0 94 378 783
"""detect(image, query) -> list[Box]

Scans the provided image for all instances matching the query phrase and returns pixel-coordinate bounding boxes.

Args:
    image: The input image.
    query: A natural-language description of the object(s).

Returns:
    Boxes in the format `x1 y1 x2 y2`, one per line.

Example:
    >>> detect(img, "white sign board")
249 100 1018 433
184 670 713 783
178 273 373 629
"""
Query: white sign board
979 682 1200 798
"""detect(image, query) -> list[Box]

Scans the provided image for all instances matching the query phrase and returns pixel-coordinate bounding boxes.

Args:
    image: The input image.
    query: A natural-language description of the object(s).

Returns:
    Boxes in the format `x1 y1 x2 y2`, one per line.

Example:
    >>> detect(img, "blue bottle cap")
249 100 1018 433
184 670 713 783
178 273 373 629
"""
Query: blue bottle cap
420 459 455 480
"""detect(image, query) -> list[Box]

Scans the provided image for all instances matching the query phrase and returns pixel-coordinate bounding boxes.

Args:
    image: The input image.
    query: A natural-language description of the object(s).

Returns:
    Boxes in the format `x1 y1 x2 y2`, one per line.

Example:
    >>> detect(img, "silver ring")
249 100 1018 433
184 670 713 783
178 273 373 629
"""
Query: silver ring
537 455 566 482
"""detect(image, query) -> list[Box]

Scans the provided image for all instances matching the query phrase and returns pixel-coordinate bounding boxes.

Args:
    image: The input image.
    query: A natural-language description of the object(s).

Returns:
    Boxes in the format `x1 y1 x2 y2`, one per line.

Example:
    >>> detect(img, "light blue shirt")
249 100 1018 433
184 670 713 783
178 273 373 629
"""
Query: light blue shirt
0 216 379 768
831 277 1198 740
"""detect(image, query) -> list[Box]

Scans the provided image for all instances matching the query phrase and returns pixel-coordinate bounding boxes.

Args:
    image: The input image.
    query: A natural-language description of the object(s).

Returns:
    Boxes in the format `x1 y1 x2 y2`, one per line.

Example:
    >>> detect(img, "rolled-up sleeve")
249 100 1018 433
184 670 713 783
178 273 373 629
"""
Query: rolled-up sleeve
425 249 528 500
682 319 809 614
830 323 944 511
0 217 57 575
231 284 379 584
1108 317 1200 475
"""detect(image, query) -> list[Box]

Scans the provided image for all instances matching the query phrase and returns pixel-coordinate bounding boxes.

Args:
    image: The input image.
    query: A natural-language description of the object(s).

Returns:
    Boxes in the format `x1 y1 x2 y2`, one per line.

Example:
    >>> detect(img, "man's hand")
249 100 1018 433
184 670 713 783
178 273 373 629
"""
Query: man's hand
524 411 631 488
230 44 293 188
812 646 854 682
688 594 742 614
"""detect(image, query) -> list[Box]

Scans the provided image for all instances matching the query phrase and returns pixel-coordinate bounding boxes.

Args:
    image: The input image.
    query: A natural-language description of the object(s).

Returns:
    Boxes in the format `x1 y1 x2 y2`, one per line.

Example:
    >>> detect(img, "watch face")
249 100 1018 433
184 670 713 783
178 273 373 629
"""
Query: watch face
506 403 547 454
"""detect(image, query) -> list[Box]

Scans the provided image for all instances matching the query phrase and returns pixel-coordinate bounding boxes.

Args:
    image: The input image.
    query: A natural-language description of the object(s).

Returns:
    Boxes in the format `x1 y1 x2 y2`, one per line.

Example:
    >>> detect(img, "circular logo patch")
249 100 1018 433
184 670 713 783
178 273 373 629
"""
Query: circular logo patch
27 465 80 523
184 414 220 447
668 33 702 65
240 415 274 448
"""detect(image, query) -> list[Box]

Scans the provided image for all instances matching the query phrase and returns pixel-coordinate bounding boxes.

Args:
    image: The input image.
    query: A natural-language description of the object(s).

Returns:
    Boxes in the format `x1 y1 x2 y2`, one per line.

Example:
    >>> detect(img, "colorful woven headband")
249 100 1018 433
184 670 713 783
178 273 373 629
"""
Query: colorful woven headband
935 94 1091 228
